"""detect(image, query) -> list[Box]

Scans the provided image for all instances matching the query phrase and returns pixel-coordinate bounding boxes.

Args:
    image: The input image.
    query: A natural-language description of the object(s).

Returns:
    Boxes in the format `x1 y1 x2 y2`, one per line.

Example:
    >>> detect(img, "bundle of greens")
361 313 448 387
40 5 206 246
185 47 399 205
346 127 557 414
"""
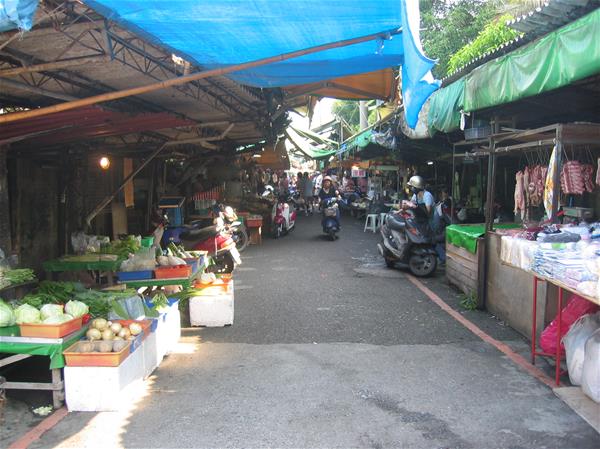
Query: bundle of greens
0 268 36 289
100 235 141 258
37 281 80 303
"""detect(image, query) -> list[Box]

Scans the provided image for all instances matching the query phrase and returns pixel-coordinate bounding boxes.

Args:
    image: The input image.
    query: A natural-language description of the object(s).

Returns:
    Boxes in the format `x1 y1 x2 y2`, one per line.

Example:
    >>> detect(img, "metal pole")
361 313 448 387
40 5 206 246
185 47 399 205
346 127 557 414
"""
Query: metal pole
1 28 402 124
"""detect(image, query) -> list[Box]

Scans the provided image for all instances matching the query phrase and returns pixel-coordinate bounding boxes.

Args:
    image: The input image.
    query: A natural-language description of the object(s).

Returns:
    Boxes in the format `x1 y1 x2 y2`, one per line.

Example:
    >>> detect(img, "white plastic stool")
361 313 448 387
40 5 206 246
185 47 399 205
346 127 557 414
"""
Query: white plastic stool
364 214 378 233
379 213 387 226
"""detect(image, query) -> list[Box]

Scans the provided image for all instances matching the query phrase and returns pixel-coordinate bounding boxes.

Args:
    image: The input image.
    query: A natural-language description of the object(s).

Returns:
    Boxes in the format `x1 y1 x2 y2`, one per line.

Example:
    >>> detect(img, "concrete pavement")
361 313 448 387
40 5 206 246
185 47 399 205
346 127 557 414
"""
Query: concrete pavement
29 213 599 448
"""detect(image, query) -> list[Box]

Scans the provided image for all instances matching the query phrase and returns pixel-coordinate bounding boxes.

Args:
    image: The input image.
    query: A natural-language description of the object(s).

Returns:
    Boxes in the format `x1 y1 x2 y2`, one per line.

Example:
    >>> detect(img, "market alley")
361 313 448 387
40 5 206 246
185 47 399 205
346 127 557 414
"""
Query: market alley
25 214 599 449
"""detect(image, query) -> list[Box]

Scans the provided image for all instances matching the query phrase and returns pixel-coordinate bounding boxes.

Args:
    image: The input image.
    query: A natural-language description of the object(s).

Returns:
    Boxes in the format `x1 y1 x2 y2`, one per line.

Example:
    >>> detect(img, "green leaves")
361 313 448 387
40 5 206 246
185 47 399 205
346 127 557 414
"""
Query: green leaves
447 14 521 75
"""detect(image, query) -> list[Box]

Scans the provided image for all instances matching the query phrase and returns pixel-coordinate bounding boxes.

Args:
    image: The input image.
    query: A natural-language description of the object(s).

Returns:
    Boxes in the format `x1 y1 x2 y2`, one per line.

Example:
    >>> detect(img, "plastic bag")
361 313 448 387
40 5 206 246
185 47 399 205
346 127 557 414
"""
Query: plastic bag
581 328 600 403
562 313 600 385
540 294 599 355
108 295 146 321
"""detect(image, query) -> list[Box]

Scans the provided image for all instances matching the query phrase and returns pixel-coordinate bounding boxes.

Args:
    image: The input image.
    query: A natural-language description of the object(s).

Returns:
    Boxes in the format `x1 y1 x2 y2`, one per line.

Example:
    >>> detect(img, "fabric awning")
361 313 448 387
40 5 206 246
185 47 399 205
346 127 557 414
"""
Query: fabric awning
285 128 337 161
284 69 397 101
82 0 439 128
0 0 37 32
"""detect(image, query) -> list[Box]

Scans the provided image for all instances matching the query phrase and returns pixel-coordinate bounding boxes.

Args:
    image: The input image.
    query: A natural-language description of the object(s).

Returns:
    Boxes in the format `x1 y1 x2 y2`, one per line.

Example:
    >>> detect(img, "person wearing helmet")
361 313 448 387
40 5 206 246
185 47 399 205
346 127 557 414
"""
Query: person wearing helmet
404 175 434 216
318 176 340 202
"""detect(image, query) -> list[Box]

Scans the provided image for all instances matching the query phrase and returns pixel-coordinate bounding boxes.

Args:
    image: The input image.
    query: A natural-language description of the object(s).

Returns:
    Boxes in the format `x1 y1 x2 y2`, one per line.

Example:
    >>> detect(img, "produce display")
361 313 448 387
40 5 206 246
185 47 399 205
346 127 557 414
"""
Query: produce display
0 268 36 289
85 318 143 345
100 235 142 258
0 298 16 326
13 302 83 325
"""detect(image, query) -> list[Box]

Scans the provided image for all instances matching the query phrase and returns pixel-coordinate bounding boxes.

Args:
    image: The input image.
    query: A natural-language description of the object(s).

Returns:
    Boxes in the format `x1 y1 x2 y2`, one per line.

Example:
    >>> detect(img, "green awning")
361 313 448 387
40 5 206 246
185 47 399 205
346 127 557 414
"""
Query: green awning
428 8 600 133
427 78 465 134
285 128 336 160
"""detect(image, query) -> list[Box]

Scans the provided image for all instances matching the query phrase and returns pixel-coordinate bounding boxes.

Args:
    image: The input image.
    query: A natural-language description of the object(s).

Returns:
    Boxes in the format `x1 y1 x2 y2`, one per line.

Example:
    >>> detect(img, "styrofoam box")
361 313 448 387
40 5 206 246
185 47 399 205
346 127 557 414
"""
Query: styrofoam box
141 331 159 378
64 345 145 412
154 302 181 358
189 282 234 327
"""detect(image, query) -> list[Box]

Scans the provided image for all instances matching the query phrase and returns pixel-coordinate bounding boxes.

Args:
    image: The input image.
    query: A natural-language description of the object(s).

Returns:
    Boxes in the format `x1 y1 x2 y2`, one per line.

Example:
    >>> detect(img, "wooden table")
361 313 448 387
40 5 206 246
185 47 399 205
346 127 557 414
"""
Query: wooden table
0 327 87 408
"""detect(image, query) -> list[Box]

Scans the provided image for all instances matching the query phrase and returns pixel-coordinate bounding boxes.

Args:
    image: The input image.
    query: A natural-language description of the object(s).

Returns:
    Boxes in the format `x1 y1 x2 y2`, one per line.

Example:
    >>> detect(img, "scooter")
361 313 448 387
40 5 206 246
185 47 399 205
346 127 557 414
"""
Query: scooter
377 206 438 277
271 192 297 238
321 197 340 241
177 216 241 273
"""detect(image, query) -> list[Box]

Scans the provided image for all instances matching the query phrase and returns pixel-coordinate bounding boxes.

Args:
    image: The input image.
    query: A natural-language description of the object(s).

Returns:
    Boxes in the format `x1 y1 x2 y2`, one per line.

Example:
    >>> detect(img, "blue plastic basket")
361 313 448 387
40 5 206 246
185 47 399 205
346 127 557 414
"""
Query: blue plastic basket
117 270 154 281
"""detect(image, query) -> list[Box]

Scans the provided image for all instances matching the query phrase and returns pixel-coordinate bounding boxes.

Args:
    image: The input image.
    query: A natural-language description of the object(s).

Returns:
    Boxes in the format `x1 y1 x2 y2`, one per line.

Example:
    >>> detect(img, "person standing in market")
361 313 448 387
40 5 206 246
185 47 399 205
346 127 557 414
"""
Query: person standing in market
303 171 314 215
313 171 323 211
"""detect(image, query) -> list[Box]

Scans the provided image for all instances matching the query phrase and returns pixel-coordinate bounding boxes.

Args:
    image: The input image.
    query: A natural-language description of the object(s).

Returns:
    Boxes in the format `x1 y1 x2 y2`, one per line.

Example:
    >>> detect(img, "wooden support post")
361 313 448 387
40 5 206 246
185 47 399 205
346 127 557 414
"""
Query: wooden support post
0 145 11 254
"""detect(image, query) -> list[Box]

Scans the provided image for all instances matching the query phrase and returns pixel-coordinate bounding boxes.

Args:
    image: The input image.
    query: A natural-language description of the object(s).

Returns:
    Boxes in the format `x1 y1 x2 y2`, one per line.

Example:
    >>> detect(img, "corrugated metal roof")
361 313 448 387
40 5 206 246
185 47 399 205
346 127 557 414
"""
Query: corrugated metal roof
0 106 195 145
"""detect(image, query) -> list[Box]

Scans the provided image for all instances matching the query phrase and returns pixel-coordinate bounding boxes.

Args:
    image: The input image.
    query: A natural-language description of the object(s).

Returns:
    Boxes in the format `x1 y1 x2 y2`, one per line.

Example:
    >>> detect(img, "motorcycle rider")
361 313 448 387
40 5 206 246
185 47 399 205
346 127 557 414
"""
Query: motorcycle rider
319 176 341 224
402 175 434 217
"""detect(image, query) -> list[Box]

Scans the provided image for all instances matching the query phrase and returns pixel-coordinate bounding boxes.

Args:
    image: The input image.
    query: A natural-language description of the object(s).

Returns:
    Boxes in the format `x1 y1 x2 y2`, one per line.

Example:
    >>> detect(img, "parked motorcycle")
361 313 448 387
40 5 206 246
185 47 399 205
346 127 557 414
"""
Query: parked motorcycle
321 197 340 241
377 206 438 277
177 216 241 274
271 192 297 238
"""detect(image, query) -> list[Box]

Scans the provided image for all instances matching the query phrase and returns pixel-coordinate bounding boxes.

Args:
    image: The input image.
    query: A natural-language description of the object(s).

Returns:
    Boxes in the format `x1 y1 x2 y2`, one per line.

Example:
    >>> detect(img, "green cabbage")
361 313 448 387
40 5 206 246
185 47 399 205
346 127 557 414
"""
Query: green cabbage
15 304 41 324
65 300 88 318
0 299 16 327
43 313 74 324
40 304 64 320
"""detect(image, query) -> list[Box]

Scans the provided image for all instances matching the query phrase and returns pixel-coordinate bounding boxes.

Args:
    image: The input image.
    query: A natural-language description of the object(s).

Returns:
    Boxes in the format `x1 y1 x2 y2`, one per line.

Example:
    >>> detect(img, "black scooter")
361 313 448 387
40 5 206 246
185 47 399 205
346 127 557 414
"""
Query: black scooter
377 206 439 277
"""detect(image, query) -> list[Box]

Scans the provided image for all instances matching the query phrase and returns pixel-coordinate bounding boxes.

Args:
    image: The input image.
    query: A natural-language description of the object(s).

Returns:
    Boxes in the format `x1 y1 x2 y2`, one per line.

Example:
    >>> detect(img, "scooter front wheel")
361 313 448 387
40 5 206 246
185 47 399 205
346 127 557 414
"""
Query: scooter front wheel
409 254 437 277
328 229 336 241
235 227 249 252
274 223 284 238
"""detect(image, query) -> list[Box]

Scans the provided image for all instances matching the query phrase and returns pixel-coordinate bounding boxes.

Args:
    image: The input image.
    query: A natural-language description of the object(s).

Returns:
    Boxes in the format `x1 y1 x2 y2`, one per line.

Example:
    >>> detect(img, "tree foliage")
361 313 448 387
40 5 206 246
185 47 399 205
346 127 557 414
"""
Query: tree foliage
447 14 520 75
331 100 378 135
420 0 501 78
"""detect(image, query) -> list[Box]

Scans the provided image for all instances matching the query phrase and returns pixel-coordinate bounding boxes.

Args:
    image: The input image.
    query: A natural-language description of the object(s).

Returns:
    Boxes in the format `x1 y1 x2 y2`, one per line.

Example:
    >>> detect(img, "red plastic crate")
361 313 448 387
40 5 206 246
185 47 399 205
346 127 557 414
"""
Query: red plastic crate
154 264 192 279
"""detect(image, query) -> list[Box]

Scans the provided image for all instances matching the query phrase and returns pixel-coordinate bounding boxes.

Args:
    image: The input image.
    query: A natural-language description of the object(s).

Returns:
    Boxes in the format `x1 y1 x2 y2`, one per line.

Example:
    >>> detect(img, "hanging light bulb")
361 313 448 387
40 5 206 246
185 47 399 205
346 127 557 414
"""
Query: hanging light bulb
99 156 110 170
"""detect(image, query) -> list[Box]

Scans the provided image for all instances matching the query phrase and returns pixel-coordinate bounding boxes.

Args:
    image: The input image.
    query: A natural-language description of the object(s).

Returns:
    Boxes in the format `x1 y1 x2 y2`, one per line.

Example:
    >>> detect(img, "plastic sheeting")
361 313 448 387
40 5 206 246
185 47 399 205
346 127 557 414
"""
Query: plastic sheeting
465 7 600 112
427 8 600 133
0 0 38 32
427 78 465 134
84 0 439 128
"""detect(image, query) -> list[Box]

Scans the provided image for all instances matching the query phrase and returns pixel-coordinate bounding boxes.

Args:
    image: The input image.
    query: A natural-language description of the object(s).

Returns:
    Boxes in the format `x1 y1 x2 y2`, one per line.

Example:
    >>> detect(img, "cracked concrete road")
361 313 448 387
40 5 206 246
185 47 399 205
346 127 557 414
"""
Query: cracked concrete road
28 214 599 449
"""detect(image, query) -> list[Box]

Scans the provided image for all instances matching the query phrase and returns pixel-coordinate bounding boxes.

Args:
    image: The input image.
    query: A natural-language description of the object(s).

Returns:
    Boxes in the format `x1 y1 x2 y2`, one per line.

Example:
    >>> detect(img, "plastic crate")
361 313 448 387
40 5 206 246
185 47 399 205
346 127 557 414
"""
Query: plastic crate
113 319 152 340
19 316 83 338
464 126 491 140
116 270 154 281
140 236 154 248
246 217 263 228
154 264 191 279
63 340 132 367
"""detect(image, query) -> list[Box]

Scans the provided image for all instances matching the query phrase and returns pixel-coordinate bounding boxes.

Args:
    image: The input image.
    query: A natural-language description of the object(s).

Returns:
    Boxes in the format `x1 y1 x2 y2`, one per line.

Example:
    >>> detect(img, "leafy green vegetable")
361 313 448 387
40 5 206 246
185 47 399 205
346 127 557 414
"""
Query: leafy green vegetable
65 300 89 318
15 304 41 324
148 291 169 310
37 281 80 303
43 313 73 324
0 268 36 287
0 298 16 327
72 289 139 318
40 304 64 320
101 235 141 258
20 293 61 309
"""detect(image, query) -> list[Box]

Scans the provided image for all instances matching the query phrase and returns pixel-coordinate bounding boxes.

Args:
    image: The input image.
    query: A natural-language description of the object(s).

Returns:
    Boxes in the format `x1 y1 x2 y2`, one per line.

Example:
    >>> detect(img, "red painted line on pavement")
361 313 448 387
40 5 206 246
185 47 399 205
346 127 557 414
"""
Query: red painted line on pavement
8 407 68 449
407 275 555 389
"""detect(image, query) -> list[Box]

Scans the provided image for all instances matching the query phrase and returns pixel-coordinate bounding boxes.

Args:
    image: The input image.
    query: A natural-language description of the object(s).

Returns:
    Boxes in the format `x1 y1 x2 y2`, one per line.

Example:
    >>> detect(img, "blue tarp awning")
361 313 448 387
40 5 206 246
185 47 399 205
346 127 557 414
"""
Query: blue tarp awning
0 0 38 32
83 0 439 128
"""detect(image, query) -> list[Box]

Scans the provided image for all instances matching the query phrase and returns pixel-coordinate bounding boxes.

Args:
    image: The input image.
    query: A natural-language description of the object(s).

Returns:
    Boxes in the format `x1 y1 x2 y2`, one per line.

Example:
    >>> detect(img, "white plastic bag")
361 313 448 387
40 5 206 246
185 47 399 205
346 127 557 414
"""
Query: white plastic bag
562 313 600 385
581 328 600 403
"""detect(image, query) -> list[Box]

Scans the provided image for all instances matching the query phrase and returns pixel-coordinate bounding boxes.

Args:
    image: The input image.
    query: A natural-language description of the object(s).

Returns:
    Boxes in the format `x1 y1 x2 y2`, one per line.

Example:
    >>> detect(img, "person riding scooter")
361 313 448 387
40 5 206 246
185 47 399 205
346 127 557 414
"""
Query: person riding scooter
402 175 434 218
319 176 342 239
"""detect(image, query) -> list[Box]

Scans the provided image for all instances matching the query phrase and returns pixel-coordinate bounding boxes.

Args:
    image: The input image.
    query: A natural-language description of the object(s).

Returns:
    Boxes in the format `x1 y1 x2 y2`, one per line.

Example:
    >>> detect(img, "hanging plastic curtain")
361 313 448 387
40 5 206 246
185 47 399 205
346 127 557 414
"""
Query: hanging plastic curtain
544 146 557 219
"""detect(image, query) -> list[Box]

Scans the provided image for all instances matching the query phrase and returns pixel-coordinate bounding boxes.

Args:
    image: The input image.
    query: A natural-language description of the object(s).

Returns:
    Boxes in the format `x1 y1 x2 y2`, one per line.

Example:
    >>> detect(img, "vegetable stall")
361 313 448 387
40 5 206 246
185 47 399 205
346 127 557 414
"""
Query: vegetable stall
0 235 231 411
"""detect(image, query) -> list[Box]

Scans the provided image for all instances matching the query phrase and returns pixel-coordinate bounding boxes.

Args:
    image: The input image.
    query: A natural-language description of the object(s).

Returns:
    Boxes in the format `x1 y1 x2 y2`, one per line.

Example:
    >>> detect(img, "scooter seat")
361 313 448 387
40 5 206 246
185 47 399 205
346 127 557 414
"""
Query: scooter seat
386 214 405 231
179 225 219 242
